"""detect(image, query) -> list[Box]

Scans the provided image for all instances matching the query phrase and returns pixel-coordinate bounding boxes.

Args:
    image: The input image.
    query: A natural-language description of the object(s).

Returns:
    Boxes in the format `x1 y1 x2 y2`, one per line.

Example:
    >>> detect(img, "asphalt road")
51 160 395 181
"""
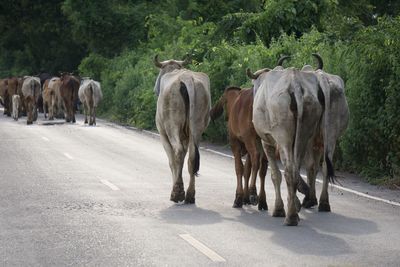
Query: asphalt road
1 113 399 266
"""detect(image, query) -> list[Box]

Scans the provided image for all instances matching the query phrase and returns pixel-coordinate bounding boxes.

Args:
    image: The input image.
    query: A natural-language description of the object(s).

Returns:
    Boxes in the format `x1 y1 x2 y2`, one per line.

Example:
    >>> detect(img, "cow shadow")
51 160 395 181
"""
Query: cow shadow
300 208 379 235
230 208 354 256
159 204 223 225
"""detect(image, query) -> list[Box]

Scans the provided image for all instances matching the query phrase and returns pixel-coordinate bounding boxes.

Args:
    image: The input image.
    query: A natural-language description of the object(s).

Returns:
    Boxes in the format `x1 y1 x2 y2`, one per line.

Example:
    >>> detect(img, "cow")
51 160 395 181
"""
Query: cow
21 76 41 125
299 54 350 211
60 73 80 123
17 77 27 116
12 95 20 121
0 79 10 115
78 78 102 125
6 77 19 116
210 86 269 210
38 73 53 114
250 58 330 226
153 55 211 204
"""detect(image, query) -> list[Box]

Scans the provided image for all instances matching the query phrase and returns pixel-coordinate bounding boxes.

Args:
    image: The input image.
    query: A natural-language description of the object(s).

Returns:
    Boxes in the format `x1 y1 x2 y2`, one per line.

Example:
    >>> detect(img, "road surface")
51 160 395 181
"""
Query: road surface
0 113 399 266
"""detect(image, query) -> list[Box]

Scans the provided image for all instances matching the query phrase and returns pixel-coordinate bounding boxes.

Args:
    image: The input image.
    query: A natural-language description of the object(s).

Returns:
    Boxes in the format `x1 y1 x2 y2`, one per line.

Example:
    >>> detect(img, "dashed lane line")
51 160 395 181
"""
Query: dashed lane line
179 234 226 262
100 179 120 191
42 136 50 141
63 153 74 160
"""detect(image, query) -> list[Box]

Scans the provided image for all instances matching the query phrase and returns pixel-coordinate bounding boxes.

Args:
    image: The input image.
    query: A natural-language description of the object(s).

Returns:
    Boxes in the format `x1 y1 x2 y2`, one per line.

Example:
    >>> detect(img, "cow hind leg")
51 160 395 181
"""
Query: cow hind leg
258 155 268 211
231 139 245 208
246 141 260 206
319 155 334 212
262 141 285 217
185 142 199 204
243 154 251 205
161 133 186 203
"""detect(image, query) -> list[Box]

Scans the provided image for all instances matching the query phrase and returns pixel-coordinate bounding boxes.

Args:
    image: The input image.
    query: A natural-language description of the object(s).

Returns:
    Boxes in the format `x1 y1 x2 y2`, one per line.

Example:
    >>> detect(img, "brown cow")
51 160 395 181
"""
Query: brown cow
210 87 268 210
60 73 79 123
7 77 19 115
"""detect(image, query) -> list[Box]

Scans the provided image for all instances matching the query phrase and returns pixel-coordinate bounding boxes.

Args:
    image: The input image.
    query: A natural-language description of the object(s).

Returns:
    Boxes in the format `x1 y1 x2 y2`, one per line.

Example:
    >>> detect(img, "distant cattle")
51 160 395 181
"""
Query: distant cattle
78 78 102 125
153 55 211 203
38 73 53 113
250 57 325 226
44 77 64 120
12 95 20 121
210 87 268 210
21 76 41 124
60 73 80 123
0 79 10 115
7 77 19 116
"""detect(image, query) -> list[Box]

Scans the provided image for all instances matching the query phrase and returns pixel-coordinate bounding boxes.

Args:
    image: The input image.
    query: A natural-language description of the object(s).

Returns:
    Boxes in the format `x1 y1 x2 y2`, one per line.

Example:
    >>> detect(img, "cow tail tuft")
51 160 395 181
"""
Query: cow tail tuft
325 153 336 184
194 144 200 176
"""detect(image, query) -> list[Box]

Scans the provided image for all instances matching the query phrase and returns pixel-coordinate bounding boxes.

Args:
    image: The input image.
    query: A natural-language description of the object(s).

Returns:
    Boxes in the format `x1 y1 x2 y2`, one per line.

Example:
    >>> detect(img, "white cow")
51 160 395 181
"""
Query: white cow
12 95 20 121
78 78 102 125
250 63 328 226
153 55 211 203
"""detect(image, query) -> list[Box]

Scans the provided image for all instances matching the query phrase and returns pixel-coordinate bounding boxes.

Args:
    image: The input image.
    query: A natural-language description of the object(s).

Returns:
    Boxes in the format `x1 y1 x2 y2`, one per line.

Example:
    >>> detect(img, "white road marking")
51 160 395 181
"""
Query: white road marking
179 234 226 262
42 136 50 141
100 179 120 191
201 147 400 207
63 153 73 160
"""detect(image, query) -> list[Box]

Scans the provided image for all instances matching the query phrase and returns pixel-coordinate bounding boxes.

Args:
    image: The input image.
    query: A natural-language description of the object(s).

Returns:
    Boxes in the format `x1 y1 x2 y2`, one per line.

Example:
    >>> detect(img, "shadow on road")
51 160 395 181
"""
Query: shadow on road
227 206 379 256
159 204 223 225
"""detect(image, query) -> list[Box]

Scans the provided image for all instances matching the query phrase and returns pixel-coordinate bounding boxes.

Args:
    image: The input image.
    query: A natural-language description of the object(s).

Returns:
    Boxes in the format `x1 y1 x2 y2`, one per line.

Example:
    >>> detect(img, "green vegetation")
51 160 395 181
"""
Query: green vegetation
1 0 399 183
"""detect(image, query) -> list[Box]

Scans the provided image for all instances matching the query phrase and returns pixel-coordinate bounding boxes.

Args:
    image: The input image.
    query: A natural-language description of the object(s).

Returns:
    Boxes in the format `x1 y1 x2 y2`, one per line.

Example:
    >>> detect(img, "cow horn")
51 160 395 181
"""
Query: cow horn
312 53 323 70
277 55 291 66
182 54 191 66
246 68 257 79
153 55 163 68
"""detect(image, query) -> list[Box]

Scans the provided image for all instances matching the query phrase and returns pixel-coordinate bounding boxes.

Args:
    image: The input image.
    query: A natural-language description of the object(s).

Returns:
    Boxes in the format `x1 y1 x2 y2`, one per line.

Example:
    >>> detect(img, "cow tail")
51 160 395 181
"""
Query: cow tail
318 73 335 183
291 79 304 184
179 80 200 176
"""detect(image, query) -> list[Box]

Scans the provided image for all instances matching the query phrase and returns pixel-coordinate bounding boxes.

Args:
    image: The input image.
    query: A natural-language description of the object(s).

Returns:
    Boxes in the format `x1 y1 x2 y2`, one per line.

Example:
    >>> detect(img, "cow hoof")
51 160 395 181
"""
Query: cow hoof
258 200 268 211
284 214 300 226
27 121 33 125
243 194 250 205
318 202 331 212
272 208 286 217
233 195 243 208
89 122 93 126
49 117 54 121
302 196 318 208
170 191 185 203
184 190 195 204
249 194 259 206
84 120 88 124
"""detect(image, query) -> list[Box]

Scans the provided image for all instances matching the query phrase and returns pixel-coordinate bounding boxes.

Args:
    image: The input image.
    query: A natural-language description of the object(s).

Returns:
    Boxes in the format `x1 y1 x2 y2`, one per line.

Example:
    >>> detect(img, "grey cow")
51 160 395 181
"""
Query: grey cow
250 61 327 226
153 55 211 204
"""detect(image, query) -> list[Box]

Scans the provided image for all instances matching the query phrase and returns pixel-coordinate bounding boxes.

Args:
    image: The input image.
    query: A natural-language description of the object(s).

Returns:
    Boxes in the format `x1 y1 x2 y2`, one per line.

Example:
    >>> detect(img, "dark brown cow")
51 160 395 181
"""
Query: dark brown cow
0 79 10 115
7 77 19 115
60 73 80 123
210 87 268 210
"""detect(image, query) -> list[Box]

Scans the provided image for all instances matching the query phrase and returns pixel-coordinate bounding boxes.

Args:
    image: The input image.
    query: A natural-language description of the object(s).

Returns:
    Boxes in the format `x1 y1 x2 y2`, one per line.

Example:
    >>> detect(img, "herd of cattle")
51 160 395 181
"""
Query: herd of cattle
0 54 348 226
0 73 103 125
153 54 349 226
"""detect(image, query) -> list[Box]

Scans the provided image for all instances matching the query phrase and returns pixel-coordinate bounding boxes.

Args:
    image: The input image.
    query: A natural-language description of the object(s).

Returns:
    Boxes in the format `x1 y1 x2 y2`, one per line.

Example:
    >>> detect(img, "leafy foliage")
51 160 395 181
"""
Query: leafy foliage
1 0 399 182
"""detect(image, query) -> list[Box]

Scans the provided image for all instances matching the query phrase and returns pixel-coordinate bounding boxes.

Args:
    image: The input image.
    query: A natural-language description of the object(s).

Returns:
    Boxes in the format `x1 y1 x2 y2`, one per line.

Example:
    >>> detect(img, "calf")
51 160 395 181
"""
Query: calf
12 95 20 121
